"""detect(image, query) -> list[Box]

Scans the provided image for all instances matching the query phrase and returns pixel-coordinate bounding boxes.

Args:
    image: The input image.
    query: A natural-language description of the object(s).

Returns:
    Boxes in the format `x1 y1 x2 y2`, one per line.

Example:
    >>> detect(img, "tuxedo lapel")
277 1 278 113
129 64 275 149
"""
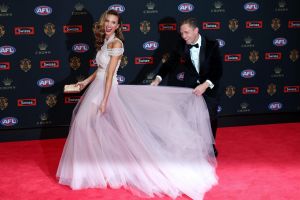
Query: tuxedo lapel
184 45 199 75
199 37 206 75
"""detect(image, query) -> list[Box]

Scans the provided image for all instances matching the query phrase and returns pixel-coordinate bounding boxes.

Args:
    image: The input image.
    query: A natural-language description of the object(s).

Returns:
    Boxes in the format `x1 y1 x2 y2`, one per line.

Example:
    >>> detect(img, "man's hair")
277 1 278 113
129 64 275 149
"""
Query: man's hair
179 18 198 29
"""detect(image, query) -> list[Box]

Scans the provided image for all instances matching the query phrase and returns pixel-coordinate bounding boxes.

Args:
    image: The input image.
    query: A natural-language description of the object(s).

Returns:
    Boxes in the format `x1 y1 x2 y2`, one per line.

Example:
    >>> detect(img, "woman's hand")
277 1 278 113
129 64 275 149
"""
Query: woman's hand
75 80 89 91
99 100 107 113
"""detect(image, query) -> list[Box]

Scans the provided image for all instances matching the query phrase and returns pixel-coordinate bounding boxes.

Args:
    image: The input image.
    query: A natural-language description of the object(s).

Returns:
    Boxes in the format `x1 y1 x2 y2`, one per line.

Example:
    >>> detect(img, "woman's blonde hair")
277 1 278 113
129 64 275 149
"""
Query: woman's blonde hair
94 10 124 50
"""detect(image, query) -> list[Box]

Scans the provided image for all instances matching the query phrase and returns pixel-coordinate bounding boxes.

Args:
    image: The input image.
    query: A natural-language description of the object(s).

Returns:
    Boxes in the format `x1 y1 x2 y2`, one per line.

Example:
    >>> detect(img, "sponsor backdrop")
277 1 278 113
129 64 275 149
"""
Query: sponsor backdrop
0 0 299 129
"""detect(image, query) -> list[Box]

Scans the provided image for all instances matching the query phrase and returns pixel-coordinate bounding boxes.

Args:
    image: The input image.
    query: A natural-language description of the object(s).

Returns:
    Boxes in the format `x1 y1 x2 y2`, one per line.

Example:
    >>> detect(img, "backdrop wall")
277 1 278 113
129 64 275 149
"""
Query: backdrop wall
0 0 299 130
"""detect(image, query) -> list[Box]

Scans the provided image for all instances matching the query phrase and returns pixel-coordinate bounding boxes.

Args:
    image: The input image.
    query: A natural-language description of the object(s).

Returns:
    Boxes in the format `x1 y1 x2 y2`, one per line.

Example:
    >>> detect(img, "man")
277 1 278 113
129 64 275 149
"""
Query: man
151 17 223 156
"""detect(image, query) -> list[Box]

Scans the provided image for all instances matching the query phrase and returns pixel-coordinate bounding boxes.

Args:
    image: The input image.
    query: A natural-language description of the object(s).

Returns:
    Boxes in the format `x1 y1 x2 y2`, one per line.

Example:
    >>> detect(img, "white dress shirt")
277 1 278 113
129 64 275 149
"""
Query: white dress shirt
190 34 201 73
190 35 214 89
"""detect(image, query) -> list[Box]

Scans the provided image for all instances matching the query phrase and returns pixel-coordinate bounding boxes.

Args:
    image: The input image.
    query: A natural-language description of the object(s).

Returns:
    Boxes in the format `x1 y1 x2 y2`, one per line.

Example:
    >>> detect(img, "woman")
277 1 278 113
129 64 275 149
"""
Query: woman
57 10 217 200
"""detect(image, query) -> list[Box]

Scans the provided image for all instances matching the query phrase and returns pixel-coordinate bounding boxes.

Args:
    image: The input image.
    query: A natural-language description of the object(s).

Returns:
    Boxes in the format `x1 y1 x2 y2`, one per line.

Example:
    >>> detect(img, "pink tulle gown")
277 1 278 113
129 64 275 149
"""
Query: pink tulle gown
56 34 218 200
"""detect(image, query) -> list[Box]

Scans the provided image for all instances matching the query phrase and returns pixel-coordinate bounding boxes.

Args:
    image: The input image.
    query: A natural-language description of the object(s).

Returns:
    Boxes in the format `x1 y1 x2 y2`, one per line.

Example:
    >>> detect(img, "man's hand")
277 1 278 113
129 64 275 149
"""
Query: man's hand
150 77 161 86
193 82 209 96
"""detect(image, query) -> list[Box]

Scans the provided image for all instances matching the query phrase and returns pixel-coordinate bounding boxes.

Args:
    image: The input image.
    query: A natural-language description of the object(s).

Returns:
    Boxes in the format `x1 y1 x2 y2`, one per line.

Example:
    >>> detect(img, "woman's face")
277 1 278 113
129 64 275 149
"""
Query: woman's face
104 14 119 38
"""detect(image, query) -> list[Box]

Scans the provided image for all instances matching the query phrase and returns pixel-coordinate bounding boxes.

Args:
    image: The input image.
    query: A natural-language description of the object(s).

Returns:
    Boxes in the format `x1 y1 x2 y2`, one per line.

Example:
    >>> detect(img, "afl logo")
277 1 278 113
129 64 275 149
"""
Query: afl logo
143 41 159 50
34 6 52 16
241 69 256 78
217 105 222 113
178 3 194 13
244 2 259 11
117 75 125 84
37 78 54 88
176 72 185 81
268 102 282 111
0 45 16 55
273 38 287 47
1 117 18 126
72 43 89 53
216 39 225 48
108 4 125 13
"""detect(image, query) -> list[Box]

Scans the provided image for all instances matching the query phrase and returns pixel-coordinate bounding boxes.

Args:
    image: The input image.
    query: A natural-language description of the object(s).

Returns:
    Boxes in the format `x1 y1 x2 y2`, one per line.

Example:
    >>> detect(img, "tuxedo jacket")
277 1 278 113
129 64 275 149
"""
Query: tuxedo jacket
157 36 223 99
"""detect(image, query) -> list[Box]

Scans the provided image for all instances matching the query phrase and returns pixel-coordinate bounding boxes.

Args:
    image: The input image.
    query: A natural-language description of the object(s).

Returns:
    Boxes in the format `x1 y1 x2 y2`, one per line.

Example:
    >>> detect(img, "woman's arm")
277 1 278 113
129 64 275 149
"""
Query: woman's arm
100 40 123 113
76 71 97 90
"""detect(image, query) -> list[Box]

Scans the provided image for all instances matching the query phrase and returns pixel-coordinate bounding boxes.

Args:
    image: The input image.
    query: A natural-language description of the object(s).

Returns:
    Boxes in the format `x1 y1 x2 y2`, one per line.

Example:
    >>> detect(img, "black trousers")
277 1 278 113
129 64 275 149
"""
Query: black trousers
203 94 219 139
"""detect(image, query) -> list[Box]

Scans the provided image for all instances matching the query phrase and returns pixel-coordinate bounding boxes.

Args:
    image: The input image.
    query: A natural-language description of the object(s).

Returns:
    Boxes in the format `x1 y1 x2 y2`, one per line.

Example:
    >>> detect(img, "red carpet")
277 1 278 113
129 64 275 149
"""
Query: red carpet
0 123 299 200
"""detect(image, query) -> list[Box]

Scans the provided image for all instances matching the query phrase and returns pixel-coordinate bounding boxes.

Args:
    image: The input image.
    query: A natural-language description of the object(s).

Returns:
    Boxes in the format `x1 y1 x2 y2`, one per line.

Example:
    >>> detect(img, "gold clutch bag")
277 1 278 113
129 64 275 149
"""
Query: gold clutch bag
64 84 81 93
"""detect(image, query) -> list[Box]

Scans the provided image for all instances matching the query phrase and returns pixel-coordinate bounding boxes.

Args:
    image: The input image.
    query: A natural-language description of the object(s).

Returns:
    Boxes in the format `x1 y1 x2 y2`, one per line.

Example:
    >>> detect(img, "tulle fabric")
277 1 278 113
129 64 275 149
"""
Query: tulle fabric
57 34 217 200
57 81 217 200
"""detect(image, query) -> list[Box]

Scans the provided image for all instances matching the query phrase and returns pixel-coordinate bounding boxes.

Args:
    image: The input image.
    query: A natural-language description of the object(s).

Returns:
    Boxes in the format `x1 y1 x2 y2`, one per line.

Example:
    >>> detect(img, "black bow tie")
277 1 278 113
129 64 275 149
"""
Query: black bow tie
187 43 199 49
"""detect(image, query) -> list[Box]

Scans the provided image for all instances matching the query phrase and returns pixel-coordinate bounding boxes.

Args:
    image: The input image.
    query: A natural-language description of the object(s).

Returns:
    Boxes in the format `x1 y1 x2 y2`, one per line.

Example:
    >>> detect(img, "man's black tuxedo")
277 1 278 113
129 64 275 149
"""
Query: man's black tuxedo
156 36 223 138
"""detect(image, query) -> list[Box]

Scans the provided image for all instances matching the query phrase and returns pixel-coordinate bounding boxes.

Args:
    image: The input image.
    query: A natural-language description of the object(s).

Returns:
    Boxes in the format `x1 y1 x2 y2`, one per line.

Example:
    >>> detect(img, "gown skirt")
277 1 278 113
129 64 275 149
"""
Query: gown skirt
57 71 218 200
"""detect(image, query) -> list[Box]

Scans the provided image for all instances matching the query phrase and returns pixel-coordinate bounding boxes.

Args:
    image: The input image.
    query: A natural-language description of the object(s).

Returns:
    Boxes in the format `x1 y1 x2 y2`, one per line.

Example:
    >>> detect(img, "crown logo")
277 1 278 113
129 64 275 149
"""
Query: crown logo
76 75 85 82
0 3 9 13
278 0 286 8
40 113 48 121
274 66 282 74
214 1 223 9
2 78 13 86
146 1 155 10
240 102 249 109
146 72 155 80
244 36 252 44
38 42 48 51
75 2 84 11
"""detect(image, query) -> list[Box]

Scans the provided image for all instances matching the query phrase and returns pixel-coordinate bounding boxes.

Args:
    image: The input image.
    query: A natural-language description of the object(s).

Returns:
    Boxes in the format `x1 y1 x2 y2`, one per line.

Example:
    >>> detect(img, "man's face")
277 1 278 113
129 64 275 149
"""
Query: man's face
180 23 199 45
